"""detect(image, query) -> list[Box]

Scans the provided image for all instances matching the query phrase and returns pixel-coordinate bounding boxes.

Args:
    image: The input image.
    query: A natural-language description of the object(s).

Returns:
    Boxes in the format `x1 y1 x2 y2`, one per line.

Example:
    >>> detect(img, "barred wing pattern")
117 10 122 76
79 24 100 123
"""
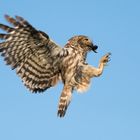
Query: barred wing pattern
0 15 61 92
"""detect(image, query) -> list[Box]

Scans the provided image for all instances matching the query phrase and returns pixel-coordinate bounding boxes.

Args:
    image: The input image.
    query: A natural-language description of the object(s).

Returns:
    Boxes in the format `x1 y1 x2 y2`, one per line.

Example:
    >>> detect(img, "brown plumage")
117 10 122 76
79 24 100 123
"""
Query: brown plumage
0 15 111 117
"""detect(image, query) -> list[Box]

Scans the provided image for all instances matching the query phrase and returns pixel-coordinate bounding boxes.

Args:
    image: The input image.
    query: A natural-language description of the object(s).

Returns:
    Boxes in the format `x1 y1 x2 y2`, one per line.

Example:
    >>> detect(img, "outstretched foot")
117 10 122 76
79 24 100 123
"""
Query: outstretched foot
100 52 111 65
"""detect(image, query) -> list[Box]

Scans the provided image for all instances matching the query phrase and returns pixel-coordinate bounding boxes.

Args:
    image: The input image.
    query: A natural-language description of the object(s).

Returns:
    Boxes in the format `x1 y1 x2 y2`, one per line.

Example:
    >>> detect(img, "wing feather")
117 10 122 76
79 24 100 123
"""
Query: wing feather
0 15 61 92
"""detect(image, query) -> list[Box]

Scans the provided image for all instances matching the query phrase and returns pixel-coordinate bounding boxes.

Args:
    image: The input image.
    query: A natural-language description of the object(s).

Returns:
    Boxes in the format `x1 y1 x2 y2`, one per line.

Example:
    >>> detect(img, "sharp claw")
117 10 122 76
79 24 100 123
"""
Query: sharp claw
107 53 111 57
105 52 111 58
108 58 111 62
101 52 111 64
106 52 111 62
108 52 111 56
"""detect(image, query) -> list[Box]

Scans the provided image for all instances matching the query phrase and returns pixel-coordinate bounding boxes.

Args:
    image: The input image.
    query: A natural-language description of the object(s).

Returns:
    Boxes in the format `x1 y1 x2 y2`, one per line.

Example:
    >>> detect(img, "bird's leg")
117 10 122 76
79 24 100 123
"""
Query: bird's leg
57 84 73 117
82 53 111 78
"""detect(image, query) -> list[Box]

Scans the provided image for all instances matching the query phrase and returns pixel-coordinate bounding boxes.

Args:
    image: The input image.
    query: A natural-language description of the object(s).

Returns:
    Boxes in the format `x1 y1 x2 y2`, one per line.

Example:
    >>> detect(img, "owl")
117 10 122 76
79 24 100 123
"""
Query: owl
0 15 111 117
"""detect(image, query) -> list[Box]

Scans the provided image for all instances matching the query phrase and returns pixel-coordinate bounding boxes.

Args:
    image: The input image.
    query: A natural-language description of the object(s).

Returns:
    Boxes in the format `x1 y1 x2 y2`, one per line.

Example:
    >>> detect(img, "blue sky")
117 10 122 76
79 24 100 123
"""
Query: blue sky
0 0 140 140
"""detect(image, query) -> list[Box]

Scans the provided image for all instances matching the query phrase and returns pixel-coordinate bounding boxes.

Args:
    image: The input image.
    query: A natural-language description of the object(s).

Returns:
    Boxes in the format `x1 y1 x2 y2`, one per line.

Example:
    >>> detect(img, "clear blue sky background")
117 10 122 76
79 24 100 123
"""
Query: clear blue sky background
0 0 140 140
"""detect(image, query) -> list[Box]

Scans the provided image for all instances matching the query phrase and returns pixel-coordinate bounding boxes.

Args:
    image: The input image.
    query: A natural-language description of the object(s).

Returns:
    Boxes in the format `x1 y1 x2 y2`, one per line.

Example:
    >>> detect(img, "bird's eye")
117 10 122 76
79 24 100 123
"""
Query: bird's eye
84 38 89 41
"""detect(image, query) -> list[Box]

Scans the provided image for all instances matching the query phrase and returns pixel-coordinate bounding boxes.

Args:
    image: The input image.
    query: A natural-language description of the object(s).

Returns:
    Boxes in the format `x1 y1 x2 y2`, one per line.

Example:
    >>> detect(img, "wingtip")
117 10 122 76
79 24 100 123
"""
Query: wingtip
4 14 10 19
15 15 23 21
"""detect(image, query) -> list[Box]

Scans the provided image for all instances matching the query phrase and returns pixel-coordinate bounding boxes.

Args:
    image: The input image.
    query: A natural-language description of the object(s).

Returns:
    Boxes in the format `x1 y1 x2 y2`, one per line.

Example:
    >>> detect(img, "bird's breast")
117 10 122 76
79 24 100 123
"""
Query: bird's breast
60 50 83 83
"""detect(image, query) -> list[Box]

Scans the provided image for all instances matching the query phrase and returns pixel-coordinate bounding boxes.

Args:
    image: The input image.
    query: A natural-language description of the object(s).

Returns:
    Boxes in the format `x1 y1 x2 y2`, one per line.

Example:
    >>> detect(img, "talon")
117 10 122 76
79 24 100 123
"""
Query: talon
107 53 111 57
105 53 111 58
100 52 111 64
108 52 111 55
108 58 111 62
106 52 111 61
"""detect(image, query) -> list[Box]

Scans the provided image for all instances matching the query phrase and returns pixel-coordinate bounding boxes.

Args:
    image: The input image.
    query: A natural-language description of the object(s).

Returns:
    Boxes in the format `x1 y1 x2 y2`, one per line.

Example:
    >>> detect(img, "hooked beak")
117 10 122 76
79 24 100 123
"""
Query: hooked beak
91 44 98 53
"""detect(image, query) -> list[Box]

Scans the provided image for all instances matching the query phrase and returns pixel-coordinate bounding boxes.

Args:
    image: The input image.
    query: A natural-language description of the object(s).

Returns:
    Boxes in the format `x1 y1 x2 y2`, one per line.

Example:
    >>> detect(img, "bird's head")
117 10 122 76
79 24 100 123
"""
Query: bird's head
68 35 98 53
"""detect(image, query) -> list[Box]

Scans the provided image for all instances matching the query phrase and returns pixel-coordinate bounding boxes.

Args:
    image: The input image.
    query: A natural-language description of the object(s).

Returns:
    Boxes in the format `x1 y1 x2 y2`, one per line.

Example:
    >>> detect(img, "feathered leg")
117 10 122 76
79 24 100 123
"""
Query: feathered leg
82 53 111 77
57 84 73 117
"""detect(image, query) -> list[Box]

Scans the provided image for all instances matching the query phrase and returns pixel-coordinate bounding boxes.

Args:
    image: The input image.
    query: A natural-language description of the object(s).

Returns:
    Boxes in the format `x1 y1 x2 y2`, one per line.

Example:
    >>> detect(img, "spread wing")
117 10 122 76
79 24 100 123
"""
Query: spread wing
0 15 62 93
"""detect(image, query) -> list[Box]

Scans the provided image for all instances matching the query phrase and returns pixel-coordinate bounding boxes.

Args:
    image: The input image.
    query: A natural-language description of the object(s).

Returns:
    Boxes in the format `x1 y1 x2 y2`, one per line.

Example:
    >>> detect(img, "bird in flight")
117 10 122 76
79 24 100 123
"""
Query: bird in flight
0 15 111 117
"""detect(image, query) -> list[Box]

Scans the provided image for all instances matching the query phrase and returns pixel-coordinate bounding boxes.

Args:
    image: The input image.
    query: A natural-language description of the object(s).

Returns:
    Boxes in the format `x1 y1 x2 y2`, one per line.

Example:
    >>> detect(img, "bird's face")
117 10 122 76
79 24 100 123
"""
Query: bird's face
77 36 98 53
